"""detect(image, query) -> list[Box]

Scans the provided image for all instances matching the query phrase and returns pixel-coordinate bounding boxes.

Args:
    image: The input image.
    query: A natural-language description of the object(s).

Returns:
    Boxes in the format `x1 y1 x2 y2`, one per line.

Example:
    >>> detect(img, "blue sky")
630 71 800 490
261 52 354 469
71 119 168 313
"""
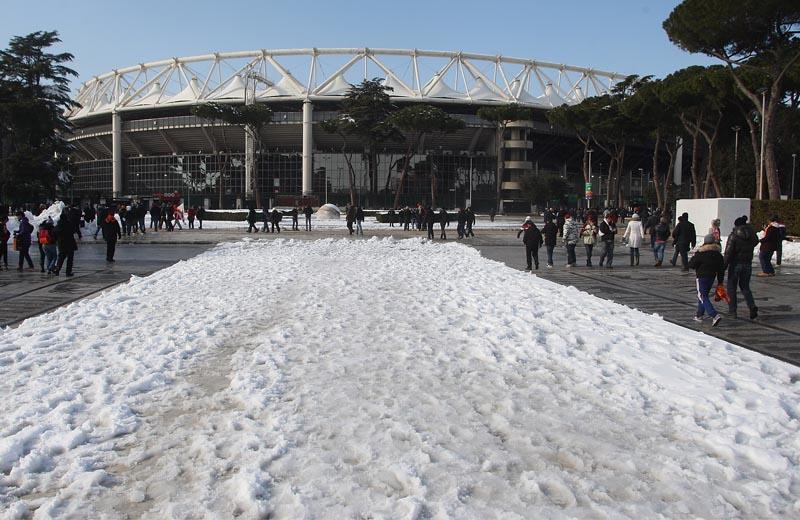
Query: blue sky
2 0 715 90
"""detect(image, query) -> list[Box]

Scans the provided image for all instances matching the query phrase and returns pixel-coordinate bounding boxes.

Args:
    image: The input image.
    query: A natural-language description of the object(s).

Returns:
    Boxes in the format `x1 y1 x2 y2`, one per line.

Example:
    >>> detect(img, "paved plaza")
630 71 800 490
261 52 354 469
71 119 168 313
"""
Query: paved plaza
1 223 798 366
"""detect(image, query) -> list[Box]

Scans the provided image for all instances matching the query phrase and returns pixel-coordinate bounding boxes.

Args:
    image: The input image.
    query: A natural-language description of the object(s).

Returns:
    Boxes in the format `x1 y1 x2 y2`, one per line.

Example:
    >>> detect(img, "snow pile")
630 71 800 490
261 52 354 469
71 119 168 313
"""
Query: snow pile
1 238 799 518
315 203 341 219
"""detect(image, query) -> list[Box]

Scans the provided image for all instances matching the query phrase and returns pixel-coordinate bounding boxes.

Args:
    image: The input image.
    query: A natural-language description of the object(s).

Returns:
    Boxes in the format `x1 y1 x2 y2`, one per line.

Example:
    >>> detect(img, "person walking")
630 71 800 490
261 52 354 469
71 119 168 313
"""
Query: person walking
261 206 271 233
14 211 34 271
246 207 259 233
562 212 579 267
653 217 671 267
688 234 725 327
403 207 411 231
708 218 721 245
197 205 205 230
757 215 781 277
438 208 449 239
355 206 364 235
0 216 9 270
304 205 313 231
517 216 543 270
598 211 617 268
542 218 558 268
291 207 299 231
465 207 475 237
623 213 645 266
101 210 122 262
456 208 467 239
580 215 598 267
187 206 196 229
388 208 396 227
425 205 435 240
724 215 759 319
271 209 282 233
149 202 160 232
671 212 696 271
53 210 77 277
37 218 57 273
346 205 355 235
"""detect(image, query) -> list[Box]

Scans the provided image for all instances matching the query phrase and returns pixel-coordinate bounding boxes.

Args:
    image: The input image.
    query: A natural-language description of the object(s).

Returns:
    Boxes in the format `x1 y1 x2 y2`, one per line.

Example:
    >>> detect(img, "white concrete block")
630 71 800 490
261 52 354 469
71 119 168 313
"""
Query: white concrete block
675 198 750 241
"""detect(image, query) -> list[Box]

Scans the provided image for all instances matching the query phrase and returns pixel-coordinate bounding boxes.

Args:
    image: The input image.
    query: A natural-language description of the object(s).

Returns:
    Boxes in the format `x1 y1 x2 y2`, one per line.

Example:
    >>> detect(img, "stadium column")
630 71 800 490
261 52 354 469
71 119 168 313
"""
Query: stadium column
112 111 123 198
302 100 313 196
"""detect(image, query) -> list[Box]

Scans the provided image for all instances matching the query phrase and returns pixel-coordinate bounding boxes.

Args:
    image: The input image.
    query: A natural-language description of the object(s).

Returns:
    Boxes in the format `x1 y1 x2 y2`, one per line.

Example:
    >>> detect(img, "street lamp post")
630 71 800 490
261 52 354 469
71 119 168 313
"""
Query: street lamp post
758 88 767 200
732 126 741 197
587 148 593 208
469 154 473 209
792 153 797 200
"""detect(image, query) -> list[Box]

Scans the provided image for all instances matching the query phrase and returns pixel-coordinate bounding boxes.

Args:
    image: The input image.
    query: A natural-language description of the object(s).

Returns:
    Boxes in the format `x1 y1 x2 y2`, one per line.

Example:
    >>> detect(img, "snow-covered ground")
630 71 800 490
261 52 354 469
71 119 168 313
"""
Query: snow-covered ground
1 238 798 518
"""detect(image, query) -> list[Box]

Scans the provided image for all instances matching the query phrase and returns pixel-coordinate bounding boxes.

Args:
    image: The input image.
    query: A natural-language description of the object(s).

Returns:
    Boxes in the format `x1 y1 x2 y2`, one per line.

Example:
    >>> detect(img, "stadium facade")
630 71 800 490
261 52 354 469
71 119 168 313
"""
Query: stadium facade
66 48 634 211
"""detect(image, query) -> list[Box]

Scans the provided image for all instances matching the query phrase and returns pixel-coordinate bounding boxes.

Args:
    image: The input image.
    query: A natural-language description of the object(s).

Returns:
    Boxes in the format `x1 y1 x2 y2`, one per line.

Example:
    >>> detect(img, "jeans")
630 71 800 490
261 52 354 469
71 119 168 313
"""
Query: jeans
546 244 555 265
565 243 576 265
357 220 363 235
188 218 195 229
457 223 465 238
584 244 594 266
138 218 146 233
44 244 57 271
653 242 666 263
39 243 46 271
599 240 614 266
696 276 718 318
305 216 311 231
727 263 755 314
759 250 775 274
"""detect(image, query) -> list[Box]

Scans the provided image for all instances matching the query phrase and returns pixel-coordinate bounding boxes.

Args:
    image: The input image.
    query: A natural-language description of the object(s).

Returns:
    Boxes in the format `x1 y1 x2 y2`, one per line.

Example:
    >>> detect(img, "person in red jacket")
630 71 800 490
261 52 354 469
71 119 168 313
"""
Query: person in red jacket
757 215 780 277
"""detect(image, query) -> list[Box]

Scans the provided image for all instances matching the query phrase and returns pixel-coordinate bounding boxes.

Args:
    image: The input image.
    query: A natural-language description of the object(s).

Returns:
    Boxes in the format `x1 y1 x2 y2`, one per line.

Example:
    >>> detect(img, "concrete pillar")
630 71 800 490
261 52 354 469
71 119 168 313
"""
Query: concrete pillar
112 112 123 197
302 100 313 196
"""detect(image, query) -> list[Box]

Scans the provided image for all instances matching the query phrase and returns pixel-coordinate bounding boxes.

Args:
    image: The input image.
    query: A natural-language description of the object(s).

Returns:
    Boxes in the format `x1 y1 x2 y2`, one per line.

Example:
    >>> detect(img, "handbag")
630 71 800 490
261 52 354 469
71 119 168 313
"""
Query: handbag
713 284 731 304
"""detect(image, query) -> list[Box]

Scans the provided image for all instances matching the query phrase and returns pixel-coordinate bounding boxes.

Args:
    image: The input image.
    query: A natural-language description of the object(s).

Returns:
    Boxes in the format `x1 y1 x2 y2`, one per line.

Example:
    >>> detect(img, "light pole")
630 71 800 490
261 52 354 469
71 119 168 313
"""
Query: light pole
732 126 740 197
758 88 767 200
468 154 473 209
792 153 797 200
587 148 593 208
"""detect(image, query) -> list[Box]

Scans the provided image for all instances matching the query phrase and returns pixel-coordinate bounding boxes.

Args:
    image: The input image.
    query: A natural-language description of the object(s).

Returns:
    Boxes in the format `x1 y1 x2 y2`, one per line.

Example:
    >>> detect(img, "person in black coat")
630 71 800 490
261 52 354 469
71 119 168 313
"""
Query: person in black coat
270 209 282 233
598 211 617 268
196 206 205 229
671 212 696 271
724 215 759 319
517 216 543 270
542 218 558 267
246 207 259 233
101 211 122 262
425 206 435 240
54 210 78 276
438 208 449 239
465 207 475 237
456 208 467 239
291 207 299 231
688 234 725 326
303 205 313 231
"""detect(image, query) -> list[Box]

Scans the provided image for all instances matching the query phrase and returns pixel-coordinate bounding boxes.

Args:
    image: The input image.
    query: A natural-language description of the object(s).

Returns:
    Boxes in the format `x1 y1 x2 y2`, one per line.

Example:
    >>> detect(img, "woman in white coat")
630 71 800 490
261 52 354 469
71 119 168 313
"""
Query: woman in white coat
623 213 644 266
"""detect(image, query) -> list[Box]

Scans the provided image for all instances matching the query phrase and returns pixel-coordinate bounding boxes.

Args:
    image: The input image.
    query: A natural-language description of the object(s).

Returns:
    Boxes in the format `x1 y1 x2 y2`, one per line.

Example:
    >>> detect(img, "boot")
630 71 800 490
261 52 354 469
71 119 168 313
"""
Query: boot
630 256 635 266
635 255 639 266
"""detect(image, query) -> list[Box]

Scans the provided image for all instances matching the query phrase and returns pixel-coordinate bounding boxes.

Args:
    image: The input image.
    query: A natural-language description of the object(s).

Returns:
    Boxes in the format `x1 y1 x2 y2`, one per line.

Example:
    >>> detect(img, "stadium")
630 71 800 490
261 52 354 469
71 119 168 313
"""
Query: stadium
66 48 637 211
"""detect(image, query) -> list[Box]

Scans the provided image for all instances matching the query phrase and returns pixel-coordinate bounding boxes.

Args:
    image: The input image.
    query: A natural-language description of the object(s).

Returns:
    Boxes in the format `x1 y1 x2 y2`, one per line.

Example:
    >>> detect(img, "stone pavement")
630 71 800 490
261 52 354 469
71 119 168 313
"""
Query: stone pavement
2 224 798 367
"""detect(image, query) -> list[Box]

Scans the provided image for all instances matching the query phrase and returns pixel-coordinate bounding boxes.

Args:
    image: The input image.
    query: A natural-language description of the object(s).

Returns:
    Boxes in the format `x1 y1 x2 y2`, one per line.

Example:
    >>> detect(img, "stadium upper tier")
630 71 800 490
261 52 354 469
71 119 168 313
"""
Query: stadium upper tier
68 48 625 121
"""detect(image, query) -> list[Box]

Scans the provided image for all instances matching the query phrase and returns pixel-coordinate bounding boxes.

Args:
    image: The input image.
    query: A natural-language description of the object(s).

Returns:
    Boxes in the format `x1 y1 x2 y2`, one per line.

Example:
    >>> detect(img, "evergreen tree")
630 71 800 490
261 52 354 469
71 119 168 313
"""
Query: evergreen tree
0 31 78 202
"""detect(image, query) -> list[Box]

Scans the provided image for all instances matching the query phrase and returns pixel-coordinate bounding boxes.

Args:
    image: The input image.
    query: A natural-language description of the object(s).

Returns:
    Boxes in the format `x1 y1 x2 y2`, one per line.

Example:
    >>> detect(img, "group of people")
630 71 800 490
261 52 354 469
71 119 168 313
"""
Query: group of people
1 205 83 275
246 206 309 234
516 208 793 326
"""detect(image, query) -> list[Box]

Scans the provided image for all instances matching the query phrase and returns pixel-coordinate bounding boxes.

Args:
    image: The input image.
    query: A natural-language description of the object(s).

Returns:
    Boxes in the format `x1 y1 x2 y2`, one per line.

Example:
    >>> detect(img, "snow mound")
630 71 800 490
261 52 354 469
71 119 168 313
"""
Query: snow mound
0 238 798 518
315 203 341 219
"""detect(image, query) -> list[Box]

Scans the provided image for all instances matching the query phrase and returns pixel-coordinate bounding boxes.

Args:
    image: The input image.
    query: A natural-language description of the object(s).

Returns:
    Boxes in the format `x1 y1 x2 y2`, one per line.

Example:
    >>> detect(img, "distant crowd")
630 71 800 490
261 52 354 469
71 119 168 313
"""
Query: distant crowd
515 206 792 326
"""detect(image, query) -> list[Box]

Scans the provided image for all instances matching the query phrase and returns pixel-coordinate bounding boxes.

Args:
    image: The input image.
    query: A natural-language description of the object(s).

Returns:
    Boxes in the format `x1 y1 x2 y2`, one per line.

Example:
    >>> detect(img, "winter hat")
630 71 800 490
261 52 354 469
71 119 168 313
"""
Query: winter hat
524 216 532 222
703 234 716 245
712 218 720 226
734 216 747 226
564 212 572 219
631 214 640 220
681 212 689 220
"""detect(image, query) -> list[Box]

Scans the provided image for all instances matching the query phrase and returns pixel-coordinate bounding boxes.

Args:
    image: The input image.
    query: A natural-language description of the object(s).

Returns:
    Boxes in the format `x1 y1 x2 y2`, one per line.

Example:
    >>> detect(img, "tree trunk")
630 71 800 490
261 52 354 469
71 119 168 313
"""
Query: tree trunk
616 145 626 208
393 147 414 209
664 143 677 216
652 130 663 209
430 167 437 208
